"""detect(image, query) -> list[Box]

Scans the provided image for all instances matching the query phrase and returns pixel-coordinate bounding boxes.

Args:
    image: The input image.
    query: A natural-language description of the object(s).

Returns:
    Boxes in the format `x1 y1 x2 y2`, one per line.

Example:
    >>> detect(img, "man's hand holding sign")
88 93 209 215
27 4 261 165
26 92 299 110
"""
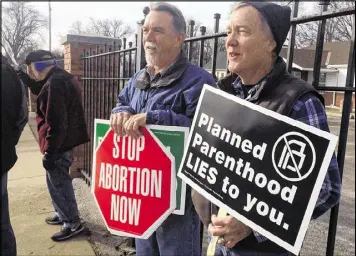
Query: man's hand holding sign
92 123 176 239
210 211 252 249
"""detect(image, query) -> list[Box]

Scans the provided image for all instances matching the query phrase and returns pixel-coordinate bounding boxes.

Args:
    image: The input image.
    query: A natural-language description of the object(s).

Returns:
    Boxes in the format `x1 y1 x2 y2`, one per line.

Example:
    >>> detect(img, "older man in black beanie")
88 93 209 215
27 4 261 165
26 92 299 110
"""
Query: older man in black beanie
17 50 90 242
192 2 341 256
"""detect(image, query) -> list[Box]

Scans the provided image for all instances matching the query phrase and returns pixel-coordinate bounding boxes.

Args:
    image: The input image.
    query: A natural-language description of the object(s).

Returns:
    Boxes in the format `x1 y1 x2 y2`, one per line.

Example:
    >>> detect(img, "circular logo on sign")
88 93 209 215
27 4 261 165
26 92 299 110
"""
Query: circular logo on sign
272 132 316 182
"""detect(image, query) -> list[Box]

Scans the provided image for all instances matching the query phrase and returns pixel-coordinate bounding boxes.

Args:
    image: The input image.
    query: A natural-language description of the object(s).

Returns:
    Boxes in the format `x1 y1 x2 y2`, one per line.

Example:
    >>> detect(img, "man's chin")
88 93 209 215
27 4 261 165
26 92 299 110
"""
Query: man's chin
145 55 160 66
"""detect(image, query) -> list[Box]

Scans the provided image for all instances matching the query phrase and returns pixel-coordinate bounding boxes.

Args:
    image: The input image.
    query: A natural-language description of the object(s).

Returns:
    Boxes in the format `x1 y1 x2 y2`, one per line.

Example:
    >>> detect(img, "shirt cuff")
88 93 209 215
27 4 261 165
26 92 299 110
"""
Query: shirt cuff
253 230 268 243
146 110 159 124
111 106 135 115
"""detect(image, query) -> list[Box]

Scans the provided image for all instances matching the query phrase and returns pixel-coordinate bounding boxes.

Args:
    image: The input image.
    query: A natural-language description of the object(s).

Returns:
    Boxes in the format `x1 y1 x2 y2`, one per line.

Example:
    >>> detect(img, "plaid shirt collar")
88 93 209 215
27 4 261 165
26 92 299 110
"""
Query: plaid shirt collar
232 76 268 101
232 57 284 101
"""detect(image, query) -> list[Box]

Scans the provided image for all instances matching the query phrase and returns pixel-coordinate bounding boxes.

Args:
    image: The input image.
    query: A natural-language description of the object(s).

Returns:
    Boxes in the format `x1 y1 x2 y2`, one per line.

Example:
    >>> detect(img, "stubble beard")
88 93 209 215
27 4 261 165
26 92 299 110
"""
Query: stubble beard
145 52 161 67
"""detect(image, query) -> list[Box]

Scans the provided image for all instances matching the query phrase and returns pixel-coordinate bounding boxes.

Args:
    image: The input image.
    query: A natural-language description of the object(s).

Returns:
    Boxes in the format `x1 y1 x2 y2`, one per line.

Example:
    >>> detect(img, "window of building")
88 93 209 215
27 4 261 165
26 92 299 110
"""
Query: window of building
319 72 326 86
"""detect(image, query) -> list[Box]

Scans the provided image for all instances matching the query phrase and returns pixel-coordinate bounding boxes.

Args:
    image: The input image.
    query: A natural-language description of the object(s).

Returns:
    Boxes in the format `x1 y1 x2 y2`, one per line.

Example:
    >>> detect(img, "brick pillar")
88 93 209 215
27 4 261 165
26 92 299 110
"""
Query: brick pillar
61 34 122 177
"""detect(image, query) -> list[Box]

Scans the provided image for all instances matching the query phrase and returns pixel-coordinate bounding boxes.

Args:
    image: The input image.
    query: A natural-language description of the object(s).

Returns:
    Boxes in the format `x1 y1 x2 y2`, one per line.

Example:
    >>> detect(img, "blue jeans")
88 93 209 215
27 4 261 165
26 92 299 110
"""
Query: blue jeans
1 173 17 256
135 194 201 256
45 150 80 227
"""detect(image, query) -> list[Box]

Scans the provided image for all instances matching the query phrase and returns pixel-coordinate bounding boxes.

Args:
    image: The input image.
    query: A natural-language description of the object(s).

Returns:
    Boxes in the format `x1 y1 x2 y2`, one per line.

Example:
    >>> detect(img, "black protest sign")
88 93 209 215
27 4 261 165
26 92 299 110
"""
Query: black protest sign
177 85 337 255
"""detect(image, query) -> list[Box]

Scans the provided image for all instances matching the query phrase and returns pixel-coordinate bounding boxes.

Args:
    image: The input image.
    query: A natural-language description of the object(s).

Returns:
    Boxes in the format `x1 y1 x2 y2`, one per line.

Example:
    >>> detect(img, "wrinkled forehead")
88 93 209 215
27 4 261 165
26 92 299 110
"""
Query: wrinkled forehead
227 5 262 30
143 10 174 30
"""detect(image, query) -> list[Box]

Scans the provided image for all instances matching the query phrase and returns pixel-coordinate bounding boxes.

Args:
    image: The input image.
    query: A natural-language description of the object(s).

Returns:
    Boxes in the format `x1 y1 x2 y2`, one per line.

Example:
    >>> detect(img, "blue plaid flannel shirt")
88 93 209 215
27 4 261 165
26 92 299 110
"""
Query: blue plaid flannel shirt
232 78 341 245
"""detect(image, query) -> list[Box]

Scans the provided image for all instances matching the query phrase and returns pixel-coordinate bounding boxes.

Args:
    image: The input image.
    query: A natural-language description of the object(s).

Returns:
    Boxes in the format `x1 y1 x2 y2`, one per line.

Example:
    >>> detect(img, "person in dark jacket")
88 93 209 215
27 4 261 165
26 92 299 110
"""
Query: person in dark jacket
110 3 216 256
1 54 28 256
191 2 341 256
17 50 90 242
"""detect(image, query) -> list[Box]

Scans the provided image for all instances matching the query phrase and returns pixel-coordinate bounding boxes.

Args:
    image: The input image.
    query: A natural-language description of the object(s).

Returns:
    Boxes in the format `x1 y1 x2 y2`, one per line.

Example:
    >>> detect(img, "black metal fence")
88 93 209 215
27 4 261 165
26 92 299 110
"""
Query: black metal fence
81 1 355 255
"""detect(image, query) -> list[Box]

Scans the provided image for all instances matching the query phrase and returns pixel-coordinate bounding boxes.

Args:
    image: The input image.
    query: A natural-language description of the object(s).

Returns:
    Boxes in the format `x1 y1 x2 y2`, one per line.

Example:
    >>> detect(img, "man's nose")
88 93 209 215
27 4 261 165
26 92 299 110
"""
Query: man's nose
144 30 155 43
226 34 238 48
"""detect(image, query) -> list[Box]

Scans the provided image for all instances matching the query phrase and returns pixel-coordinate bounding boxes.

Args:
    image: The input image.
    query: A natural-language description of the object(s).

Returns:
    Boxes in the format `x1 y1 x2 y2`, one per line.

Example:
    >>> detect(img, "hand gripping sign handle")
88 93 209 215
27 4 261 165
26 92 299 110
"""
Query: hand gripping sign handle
207 208 228 256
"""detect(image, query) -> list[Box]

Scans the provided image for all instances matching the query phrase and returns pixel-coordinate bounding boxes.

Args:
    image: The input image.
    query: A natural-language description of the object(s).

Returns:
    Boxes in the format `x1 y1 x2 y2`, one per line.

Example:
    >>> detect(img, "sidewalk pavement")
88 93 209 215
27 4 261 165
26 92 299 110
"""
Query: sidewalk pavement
7 124 96 256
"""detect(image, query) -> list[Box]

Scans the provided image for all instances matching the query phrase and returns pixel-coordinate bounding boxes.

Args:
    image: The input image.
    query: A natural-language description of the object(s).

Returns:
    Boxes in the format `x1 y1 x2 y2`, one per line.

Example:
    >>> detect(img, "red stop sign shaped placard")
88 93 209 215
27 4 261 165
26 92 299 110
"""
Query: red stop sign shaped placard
92 127 176 239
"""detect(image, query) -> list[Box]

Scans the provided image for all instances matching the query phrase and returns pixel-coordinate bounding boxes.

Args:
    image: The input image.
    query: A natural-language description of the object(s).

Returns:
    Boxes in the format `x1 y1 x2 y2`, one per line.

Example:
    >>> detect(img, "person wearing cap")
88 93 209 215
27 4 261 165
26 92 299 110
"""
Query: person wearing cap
192 2 341 255
110 2 216 256
1 54 28 256
17 50 90 242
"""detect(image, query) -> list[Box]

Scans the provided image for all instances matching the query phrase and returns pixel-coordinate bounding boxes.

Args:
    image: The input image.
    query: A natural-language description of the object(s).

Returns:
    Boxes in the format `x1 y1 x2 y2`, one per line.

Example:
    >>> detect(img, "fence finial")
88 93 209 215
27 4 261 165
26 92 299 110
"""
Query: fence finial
143 6 150 16
319 0 330 5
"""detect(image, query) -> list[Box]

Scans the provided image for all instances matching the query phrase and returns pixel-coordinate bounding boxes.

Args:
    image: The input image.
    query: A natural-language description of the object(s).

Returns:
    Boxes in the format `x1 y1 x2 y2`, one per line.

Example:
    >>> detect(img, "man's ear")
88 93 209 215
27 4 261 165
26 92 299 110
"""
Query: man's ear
175 33 185 48
268 39 277 53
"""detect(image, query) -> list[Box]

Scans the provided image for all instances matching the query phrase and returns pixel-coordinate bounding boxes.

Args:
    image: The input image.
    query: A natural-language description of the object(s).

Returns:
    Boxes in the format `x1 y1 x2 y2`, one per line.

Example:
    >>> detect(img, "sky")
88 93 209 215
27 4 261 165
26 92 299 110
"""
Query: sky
2 1 316 53
4 1 236 51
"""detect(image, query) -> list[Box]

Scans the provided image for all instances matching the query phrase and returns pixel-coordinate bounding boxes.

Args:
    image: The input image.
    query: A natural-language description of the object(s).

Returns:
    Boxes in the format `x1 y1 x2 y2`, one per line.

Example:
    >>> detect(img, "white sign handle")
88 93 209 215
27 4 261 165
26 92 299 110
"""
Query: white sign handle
207 208 228 256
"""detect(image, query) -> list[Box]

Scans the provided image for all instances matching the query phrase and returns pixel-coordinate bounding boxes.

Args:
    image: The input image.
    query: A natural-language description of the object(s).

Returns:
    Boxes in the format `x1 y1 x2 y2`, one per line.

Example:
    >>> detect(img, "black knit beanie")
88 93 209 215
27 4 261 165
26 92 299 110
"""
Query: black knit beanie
25 50 54 65
243 1 291 55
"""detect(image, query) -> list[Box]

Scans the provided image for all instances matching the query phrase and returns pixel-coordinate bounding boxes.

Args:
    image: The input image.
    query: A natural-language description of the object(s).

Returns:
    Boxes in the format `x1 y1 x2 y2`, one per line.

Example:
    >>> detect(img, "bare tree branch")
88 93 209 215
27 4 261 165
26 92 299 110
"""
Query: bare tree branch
69 17 134 39
1 2 47 63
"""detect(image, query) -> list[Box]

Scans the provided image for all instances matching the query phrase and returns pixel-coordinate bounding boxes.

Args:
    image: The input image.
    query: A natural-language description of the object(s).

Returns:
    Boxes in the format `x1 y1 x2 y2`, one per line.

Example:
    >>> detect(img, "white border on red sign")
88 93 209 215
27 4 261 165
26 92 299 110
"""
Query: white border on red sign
148 125 189 215
91 119 176 239
177 85 338 255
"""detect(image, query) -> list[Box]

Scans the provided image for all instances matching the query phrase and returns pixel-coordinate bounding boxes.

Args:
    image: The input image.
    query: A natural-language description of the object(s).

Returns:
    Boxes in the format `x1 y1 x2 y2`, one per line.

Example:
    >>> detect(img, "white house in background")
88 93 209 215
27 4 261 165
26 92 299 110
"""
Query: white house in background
204 41 354 109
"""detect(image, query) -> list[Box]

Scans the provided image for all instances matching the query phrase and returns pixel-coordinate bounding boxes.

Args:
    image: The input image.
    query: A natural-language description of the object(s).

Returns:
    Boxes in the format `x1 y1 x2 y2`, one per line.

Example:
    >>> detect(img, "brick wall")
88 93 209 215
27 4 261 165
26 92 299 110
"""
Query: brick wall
322 91 355 110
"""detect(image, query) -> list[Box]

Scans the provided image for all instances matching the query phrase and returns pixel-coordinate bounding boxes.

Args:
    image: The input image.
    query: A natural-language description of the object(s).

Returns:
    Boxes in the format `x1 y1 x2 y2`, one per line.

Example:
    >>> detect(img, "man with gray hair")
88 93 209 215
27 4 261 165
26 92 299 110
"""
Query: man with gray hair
192 2 341 256
110 2 216 255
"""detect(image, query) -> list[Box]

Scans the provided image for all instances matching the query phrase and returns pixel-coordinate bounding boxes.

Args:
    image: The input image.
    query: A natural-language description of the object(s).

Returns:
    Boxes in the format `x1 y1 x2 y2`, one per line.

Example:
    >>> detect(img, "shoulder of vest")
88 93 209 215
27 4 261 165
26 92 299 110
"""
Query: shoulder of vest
280 73 324 105
255 73 324 115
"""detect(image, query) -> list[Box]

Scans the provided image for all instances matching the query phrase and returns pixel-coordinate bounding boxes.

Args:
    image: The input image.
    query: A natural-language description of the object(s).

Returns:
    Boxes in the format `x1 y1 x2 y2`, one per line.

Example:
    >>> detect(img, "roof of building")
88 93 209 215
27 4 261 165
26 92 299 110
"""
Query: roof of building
279 47 330 69
303 41 351 65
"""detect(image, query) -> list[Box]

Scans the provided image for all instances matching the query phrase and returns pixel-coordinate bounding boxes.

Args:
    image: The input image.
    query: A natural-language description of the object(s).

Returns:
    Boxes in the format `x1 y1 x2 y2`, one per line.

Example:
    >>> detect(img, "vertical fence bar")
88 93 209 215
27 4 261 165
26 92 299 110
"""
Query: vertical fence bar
103 45 107 118
326 19 355 256
83 50 88 183
129 42 133 77
89 48 94 181
188 20 195 61
135 34 138 73
211 14 221 80
312 1 330 87
95 46 99 120
117 44 122 92
199 26 206 68
112 42 117 108
136 7 149 73
101 48 105 119
287 0 299 73
123 38 127 86
136 20 145 73
105 46 110 119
